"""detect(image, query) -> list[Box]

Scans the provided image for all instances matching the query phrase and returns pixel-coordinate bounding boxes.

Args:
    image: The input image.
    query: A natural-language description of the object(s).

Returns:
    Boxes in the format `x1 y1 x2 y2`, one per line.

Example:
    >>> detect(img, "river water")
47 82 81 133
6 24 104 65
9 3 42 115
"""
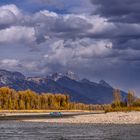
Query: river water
0 121 139 140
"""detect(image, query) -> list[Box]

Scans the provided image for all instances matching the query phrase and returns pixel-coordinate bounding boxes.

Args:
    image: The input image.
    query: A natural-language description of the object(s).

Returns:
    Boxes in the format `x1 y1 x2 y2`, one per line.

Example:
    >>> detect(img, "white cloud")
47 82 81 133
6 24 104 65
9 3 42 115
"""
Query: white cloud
0 59 19 67
39 10 58 17
43 40 74 66
0 4 22 27
75 40 112 58
0 4 115 47
0 10 16 26
43 39 112 68
0 26 35 44
0 4 21 16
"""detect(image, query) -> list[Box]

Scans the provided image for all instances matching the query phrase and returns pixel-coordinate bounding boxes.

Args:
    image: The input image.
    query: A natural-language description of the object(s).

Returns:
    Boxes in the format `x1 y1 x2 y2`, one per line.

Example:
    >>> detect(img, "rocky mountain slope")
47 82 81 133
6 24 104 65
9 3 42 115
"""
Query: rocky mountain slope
0 69 127 104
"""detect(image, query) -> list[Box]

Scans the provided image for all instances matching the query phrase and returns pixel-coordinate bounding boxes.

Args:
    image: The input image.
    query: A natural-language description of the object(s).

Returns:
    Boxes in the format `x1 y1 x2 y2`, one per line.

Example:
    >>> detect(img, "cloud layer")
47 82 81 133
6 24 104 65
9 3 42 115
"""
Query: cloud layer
0 1 140 94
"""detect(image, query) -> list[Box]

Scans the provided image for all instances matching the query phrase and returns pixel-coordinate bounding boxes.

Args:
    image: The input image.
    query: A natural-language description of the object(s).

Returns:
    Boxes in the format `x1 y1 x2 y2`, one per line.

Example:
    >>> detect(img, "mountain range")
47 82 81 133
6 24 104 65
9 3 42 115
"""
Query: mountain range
0 69 127 104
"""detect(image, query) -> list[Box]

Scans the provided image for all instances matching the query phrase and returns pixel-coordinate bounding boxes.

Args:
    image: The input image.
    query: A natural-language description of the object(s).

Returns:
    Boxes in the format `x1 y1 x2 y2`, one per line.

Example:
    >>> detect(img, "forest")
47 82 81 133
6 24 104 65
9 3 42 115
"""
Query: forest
0 87 140 111
0 87 106 110
106 89 140 112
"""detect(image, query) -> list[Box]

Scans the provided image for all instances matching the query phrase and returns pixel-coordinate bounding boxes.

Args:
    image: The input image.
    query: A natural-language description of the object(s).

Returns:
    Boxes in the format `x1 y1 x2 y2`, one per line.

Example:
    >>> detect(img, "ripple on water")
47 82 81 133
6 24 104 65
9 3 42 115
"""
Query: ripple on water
0 121 139 140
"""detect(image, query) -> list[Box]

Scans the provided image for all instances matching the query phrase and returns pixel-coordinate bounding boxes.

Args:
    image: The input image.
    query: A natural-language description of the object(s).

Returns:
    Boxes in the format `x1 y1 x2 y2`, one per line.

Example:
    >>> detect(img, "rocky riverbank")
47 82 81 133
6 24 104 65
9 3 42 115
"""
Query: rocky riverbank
25 112 140 124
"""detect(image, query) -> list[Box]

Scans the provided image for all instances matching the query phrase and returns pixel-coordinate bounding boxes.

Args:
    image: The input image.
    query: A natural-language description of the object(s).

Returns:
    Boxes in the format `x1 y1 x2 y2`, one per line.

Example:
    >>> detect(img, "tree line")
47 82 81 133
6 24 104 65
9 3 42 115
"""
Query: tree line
110 89 140 111
0 87 139 111
0 87 70 110
0 87 104 110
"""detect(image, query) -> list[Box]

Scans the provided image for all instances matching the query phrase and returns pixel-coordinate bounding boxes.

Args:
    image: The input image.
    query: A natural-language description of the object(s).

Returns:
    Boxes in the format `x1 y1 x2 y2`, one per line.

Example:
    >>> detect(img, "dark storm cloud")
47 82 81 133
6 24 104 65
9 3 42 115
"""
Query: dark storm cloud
0 4 94 46
90 0 140 51
33 13 93 43
112 38 140 50
0 1 140 94
91 0 140 23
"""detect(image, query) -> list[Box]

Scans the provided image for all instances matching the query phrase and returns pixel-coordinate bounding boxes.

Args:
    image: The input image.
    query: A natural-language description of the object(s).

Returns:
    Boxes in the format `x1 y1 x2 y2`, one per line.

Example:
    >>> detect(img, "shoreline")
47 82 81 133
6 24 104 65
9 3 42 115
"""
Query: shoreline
24 112 140 124
0 111 104 120
0 111 140 124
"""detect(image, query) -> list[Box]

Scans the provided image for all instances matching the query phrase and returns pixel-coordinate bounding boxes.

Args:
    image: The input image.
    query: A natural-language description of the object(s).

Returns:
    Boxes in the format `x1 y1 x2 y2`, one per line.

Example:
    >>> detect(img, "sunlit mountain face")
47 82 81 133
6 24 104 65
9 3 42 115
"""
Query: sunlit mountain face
0 0 140 95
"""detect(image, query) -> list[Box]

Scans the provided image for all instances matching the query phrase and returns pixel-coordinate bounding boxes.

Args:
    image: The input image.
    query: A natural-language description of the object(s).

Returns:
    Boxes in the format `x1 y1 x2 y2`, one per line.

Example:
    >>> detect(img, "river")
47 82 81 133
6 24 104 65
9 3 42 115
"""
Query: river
0 121 139 140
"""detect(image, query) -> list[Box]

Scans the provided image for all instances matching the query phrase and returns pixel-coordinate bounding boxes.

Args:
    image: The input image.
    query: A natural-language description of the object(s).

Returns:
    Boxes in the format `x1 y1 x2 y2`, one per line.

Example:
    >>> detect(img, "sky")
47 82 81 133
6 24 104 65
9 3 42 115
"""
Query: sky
0 0 140 95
